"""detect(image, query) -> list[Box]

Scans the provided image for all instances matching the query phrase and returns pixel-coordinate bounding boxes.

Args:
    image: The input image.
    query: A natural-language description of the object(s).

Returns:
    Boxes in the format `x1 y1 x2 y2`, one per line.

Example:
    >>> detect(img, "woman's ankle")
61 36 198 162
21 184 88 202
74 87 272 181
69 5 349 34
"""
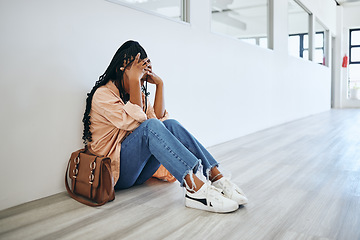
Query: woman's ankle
209 167 223 182
184 173 204 192
211 173 223 182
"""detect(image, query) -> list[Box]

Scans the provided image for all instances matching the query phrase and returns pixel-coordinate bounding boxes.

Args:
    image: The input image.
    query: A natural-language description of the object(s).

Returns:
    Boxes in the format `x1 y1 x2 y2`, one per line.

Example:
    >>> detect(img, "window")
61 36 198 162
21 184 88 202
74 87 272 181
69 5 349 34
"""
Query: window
288 32 325 63
288 5 328 65
211 0 269 49
348 28 360 99
314 32 324 64
288 33 307 58
241 37 268 48
350 29 360 64
106 0 189 23
314 19 327 65
288 0 310 59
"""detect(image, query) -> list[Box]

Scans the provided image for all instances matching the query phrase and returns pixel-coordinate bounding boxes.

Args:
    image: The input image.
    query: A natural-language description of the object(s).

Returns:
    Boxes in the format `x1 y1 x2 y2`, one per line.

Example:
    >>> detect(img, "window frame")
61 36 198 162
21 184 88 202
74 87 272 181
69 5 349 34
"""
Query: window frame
289 33 307 58
349 28 360 64
288 32 324 64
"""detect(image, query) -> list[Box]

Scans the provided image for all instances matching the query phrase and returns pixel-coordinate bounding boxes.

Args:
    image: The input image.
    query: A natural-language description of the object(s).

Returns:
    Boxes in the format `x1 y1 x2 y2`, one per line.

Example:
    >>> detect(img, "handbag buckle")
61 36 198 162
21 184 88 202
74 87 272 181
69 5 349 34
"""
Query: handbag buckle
73 168 79 176
90 161 96 170
74 156 80 165
89 174 94 184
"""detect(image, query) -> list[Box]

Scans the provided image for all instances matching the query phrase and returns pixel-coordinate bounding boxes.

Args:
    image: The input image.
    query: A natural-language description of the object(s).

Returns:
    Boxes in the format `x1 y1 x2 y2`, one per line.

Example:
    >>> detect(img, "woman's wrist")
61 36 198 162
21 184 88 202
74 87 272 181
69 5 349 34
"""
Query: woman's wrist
156 81 163 87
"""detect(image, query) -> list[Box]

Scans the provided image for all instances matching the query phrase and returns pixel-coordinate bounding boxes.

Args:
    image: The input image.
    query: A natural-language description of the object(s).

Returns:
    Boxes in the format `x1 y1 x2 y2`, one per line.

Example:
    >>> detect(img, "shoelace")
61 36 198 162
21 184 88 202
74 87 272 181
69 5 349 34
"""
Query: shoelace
208 184 222 193
206 184 224 202
223 178 245 196
222 178 234 194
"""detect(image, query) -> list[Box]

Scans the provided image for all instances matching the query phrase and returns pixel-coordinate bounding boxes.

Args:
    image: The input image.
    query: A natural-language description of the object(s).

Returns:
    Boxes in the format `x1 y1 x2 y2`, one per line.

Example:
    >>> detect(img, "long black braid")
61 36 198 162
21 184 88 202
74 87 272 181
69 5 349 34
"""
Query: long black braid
82 40 148 144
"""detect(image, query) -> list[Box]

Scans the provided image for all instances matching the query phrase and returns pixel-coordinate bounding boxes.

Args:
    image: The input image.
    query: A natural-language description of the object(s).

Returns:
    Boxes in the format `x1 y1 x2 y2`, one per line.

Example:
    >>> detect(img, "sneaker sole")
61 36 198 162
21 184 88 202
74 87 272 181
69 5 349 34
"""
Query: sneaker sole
185 197 238 213
237 197 248 206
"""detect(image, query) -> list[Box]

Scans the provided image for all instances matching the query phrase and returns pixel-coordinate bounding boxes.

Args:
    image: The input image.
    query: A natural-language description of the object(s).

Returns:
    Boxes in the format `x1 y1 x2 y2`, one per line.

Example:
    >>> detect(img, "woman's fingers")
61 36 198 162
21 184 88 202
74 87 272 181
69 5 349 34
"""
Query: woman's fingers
141 58 150 68
127 54 152 80
134 53 140 63
145 65 152 71
146 62 152 71
132 55 150 69
143 58 151 65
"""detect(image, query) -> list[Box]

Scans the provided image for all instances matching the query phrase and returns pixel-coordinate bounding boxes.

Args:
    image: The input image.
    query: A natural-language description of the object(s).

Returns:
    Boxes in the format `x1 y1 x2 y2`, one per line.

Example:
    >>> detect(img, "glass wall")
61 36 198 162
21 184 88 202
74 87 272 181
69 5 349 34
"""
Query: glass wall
106 0 188 22
288 0 309 59
314 19 327 65
211 0 269 48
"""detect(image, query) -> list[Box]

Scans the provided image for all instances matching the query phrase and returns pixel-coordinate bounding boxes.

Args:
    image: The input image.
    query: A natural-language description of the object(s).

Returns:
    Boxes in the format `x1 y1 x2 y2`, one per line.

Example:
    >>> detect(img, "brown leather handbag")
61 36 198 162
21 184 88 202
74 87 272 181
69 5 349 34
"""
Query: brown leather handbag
65 146 115 207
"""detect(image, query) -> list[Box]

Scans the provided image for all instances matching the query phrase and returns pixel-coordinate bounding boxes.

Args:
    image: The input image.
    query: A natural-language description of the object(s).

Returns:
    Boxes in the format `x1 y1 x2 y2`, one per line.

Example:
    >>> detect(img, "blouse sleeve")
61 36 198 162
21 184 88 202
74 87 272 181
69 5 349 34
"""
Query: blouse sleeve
92 87 147 131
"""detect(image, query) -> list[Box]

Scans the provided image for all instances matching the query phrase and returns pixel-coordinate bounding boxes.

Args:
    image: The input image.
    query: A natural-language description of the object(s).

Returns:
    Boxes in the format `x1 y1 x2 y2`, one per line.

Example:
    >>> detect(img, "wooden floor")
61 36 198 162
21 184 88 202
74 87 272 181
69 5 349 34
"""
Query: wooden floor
1 109 360 240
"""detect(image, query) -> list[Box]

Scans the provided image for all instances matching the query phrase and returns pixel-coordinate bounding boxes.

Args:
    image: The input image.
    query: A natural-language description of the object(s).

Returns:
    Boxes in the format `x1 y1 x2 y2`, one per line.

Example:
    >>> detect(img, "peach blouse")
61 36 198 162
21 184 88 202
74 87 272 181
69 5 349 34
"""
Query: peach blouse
89 80 175 185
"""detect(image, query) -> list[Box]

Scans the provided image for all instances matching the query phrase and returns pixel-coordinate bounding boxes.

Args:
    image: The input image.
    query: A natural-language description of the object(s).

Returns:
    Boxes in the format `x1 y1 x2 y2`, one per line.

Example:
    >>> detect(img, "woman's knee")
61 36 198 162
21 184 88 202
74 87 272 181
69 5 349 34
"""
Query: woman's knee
144 119 183 134
143 118 164 131
163 119 182 129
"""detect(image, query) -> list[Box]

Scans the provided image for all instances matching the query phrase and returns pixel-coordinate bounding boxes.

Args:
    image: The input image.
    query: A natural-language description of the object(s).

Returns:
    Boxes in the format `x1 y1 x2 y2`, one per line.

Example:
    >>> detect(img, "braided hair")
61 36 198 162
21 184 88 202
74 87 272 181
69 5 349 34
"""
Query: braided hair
82 40 148 144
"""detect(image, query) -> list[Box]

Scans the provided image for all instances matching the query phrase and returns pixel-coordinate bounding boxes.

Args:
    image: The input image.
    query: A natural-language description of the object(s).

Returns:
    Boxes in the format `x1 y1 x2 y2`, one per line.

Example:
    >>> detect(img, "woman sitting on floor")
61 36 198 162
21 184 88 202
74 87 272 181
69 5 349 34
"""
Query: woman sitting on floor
82 40 248 213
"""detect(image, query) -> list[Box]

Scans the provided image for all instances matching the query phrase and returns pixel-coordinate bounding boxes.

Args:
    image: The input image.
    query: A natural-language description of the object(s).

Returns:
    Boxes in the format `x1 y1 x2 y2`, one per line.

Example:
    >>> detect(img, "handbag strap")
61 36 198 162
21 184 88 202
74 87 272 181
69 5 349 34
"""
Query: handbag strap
64 158 114 207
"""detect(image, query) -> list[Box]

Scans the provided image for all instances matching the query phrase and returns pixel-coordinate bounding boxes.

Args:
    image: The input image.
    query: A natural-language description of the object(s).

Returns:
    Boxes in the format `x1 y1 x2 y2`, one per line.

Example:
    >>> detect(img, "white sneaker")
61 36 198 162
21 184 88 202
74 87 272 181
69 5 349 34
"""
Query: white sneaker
212 177 248 205
185 182 238 213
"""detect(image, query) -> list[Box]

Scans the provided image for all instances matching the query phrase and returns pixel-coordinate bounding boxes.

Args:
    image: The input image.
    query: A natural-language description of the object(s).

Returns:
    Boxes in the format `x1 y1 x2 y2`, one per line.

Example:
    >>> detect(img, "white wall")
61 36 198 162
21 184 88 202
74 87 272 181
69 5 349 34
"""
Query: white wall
0 0 333 210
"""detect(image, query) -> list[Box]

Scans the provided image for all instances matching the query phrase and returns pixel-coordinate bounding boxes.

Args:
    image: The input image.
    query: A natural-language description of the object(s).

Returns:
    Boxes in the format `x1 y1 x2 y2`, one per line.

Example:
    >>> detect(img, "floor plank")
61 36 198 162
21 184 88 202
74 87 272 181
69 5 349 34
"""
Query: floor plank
1 109 359 240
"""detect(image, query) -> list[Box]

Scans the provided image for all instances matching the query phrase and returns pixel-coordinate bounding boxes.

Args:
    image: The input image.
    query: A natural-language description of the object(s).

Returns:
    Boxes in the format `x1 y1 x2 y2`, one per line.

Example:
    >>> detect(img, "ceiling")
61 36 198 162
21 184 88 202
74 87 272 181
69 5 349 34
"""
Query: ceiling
335 0 360 5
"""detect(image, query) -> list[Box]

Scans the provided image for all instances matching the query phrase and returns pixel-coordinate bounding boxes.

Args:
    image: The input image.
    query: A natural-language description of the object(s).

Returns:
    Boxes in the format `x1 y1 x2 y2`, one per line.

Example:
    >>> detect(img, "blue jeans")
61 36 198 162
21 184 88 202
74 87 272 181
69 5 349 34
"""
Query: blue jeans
114 119 218 190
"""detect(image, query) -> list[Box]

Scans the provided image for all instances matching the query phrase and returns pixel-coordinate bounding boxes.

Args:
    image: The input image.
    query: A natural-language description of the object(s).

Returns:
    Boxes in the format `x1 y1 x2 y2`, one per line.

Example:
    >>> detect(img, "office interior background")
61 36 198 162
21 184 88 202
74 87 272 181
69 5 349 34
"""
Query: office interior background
0 0 360 213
